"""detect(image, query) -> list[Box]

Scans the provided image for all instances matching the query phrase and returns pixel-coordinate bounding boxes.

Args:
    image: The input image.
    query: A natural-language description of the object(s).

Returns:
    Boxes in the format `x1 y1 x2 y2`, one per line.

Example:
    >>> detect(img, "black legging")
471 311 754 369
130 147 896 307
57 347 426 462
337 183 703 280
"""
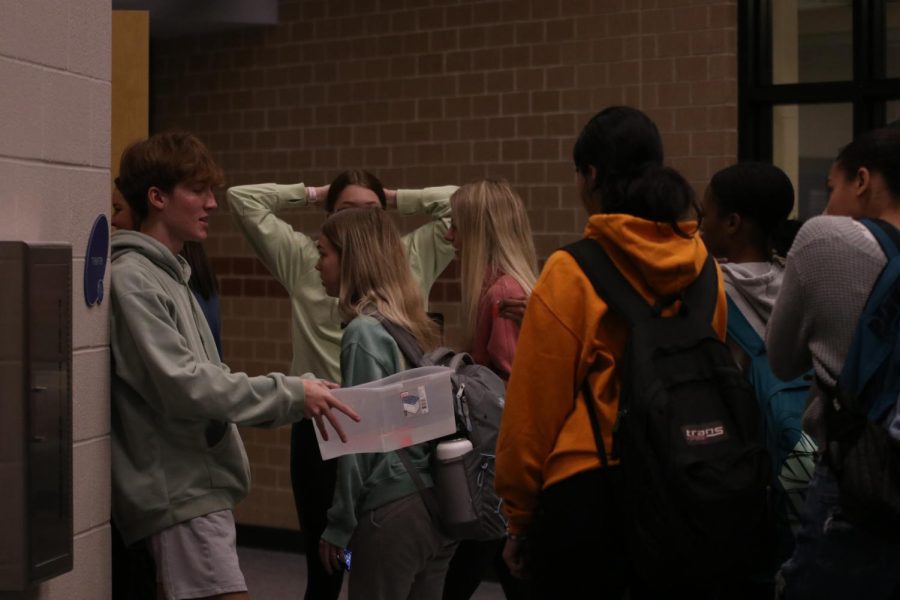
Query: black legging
526 468 633 599
527 468 758 600
291 419 344 600
111 521 156 600
442 538 527 600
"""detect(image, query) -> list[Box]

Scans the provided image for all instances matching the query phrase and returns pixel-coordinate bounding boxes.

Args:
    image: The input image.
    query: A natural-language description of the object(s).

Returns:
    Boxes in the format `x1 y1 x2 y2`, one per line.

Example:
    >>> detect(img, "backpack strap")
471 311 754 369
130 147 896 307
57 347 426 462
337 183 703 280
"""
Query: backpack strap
447 351 475 371
423 347 456 366
861 218 900 258
377 316 424 367
681 253 719 324
835 219 900 419
726 296 765 358
580 379 610 469
563 238 654 326
562 243 618 466
396 449 443 525
374 315 442 524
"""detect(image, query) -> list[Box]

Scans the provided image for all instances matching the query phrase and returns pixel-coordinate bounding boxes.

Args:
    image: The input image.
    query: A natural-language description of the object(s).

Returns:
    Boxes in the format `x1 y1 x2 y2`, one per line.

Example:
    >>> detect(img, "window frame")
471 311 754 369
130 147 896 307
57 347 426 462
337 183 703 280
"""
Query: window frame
738 0 900 161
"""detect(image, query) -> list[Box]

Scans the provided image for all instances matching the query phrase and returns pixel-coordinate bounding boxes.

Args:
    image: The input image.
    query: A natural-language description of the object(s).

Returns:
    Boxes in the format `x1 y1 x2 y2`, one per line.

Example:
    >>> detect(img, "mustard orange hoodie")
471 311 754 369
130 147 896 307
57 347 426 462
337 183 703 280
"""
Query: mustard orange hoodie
495 213 727 535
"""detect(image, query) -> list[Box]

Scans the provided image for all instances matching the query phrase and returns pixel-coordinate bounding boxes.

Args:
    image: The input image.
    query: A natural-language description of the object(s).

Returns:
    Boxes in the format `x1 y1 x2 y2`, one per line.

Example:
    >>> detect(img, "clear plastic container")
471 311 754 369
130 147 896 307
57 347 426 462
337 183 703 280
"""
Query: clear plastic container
316 366 456 460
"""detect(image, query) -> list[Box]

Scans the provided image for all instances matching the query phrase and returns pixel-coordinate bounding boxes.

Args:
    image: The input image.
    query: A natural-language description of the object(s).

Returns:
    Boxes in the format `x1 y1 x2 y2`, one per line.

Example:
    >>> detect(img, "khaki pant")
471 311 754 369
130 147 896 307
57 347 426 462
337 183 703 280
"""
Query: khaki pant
349 493 457 600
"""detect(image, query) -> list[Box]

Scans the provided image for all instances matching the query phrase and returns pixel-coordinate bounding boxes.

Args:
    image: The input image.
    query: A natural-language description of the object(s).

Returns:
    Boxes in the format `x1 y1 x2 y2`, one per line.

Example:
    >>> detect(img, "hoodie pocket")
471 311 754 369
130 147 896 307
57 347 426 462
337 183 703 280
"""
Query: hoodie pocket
207 424 252 491
205 420 229 448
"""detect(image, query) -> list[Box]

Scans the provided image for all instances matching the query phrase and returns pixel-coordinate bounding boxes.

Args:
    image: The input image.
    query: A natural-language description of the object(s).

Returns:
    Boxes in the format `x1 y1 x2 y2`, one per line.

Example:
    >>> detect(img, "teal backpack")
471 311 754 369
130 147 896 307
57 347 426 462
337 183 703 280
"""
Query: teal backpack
727 297 817 552
822 218 900 539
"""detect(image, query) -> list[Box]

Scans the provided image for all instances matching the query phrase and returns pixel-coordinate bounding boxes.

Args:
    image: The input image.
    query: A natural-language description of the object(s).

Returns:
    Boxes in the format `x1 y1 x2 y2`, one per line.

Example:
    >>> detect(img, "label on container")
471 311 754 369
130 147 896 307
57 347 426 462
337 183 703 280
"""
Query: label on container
401 385 430 417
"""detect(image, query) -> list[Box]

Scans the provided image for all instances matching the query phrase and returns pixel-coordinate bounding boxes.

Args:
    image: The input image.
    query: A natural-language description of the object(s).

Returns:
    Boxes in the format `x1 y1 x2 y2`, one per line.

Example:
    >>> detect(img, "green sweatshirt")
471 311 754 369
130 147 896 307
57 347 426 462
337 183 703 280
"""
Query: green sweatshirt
110 231 312 545
226 183 456 383
321 314 433 548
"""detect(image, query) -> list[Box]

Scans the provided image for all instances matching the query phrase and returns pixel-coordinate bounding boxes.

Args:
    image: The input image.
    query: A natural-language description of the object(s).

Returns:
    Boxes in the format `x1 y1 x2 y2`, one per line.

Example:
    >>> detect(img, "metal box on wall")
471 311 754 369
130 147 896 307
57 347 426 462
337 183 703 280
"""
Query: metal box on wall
0 242 73 591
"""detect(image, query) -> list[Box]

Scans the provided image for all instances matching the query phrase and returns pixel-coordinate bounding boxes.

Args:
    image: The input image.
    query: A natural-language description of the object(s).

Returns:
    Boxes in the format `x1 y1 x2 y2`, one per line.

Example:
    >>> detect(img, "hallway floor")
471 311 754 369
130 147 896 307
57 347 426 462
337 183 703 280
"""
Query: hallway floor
238 546 508 599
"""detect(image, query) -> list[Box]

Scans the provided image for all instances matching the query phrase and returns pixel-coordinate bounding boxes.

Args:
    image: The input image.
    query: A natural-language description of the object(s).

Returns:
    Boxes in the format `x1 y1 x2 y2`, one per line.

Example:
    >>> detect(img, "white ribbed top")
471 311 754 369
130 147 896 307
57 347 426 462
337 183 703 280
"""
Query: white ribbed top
767 216 888 443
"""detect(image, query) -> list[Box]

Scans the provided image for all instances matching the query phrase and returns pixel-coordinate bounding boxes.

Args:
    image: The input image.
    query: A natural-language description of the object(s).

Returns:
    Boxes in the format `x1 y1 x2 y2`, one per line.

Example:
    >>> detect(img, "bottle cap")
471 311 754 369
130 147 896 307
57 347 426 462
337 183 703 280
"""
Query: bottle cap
436 438 473 461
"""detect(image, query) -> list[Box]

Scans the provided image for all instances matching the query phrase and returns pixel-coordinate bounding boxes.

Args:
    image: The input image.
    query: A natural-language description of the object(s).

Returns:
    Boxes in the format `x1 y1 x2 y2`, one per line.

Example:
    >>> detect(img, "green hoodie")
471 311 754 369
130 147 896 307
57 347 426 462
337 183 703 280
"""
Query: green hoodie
110 231 311 545
226 183 456 383
321 314 433 548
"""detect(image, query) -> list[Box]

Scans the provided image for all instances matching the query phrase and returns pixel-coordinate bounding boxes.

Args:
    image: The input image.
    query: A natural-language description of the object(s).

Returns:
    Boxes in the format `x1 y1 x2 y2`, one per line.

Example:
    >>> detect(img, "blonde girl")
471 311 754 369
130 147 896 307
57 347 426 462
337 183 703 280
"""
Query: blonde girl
315 207 455 600
446 179 538 380
442 179 537 600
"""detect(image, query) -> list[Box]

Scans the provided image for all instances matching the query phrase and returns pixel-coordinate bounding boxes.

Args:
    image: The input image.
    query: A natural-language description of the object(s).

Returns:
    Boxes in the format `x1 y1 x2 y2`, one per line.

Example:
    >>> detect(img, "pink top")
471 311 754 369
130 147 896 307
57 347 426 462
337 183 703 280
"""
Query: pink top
471 271 526 381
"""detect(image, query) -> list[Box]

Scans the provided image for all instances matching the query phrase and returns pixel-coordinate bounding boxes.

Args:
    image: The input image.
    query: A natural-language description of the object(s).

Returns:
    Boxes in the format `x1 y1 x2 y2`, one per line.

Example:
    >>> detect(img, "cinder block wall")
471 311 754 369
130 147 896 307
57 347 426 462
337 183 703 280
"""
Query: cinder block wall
152 0 738 531
0 1 111 598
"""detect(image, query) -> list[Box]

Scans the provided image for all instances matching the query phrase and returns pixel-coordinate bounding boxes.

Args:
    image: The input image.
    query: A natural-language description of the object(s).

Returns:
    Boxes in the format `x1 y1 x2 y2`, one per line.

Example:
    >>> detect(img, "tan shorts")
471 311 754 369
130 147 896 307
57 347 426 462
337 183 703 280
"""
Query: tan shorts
148 510 247 600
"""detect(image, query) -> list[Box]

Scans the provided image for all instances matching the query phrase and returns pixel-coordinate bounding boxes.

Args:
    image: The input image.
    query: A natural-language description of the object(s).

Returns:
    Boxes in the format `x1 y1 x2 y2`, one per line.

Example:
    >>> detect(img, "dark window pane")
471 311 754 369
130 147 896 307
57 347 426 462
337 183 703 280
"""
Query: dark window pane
773 103 853 218
888 1 900 78
888 100 900 126
773 0 852 84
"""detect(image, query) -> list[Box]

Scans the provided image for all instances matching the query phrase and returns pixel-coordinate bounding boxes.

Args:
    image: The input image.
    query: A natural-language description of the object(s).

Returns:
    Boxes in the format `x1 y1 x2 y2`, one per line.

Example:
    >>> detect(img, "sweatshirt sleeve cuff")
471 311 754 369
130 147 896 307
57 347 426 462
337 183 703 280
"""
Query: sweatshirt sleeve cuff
286 376 308 422
280 183 310 206
321 525 352 549
396 188 422 215
396 186 458 215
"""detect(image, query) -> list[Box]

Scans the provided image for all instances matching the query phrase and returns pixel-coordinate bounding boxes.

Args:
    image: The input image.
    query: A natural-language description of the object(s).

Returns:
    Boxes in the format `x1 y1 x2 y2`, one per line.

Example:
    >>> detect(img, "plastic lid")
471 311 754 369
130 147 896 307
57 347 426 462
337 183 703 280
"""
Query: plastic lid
436 438 473 461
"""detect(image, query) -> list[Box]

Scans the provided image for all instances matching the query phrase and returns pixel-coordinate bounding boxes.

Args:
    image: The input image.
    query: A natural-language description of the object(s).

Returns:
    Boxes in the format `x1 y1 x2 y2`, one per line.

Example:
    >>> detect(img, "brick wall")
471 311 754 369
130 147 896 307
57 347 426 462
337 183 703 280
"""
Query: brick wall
152 0 738 531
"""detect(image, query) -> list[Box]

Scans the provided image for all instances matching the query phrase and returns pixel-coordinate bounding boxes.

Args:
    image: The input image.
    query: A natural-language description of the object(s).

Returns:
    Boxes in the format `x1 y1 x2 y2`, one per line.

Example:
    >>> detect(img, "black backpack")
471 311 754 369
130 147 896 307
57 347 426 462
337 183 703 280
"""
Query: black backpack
379 318 508 541
565 239 770 586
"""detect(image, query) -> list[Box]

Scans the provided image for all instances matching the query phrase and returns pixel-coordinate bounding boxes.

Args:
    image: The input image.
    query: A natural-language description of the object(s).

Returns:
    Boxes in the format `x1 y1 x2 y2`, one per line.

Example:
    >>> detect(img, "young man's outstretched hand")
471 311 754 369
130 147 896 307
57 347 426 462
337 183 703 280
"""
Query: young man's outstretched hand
302 379 360 442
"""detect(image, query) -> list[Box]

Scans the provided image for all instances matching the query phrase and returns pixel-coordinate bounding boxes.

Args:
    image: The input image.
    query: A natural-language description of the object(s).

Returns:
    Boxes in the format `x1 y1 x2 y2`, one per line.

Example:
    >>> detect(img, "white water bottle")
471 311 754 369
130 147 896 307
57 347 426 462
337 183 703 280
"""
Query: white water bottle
434 438 477 531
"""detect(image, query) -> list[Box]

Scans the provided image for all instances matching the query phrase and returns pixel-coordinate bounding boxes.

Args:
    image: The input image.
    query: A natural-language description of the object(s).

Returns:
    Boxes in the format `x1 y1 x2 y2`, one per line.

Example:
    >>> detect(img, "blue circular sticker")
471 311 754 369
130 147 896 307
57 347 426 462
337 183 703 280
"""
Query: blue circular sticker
84 214 109 306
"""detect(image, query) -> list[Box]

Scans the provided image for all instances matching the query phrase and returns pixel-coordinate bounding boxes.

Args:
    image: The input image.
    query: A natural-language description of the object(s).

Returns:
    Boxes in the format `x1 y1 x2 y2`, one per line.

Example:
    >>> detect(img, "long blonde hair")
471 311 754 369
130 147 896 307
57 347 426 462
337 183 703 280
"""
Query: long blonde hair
451 179 538 348
321 208 440 351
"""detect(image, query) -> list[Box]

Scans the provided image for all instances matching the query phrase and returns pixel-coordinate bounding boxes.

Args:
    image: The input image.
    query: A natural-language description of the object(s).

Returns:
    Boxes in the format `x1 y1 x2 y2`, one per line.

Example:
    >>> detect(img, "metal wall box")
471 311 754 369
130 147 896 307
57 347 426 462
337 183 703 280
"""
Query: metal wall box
0 242 73 591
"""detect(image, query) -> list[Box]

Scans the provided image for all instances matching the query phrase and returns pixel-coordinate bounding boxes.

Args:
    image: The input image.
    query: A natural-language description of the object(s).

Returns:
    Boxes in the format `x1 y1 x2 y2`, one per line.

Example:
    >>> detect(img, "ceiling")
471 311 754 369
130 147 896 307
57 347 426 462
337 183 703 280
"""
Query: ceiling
112 0 278 38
